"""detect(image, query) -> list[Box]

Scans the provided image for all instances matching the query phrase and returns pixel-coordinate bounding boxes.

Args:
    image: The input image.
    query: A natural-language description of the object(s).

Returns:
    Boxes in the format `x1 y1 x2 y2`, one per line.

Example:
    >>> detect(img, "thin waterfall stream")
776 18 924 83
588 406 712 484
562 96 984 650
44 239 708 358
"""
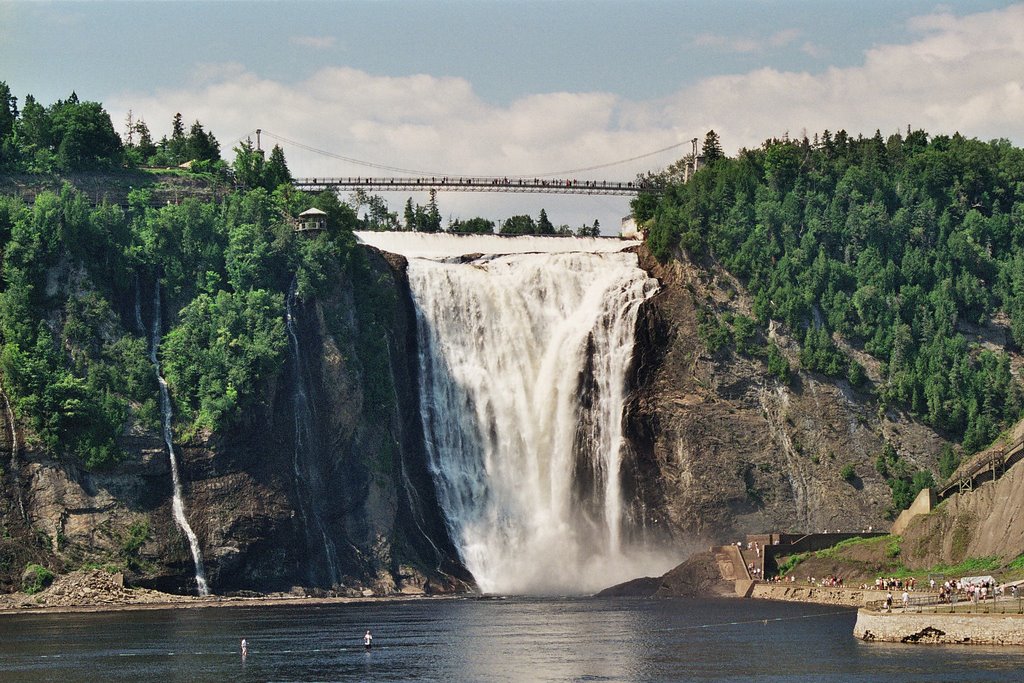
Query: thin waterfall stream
356 233 670 594
149 281 209 596
285 279 341 586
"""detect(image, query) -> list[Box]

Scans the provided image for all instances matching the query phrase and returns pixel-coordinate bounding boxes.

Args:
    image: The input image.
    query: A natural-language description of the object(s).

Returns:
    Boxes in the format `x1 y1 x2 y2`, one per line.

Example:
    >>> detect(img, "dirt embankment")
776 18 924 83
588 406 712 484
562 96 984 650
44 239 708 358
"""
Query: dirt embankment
0 569 197 612
597 551 735 598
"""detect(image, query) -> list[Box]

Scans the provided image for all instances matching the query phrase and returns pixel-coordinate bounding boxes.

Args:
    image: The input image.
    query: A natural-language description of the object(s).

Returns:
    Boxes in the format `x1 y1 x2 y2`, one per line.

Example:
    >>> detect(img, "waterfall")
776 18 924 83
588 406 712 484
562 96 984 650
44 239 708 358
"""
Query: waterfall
149 282 209 596
356 232 666 594
0 379 27 521
133 273 145 334
285 279 341 587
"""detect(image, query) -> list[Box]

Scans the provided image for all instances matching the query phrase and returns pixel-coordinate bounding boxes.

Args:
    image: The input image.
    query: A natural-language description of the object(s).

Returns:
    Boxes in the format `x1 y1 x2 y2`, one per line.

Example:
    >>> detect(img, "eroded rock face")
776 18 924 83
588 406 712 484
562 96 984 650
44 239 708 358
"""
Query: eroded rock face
624 246 946 545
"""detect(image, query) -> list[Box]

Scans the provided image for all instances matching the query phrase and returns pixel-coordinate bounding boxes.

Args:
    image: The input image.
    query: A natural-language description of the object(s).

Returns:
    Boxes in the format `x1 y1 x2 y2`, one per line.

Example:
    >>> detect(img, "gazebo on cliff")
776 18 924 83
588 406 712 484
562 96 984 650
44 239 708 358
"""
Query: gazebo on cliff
295 207 327 234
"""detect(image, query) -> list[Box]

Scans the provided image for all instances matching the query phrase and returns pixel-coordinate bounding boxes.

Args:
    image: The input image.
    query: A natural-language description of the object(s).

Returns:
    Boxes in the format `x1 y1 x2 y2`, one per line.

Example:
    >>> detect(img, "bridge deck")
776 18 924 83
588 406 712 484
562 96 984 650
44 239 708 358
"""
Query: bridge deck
293 176 657 196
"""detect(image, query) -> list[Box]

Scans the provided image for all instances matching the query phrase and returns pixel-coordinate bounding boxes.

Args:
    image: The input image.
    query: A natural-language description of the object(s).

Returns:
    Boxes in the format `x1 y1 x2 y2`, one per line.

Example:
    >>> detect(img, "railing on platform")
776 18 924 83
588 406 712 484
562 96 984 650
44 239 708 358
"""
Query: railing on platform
866 592 1024 614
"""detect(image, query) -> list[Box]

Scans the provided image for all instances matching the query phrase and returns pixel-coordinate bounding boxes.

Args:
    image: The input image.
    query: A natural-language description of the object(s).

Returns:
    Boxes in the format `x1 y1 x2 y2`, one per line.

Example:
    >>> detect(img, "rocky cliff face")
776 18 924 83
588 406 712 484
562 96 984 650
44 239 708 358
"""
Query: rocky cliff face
900 421 1024 568
0 238 977 596
0 246 469 595
623 246 948 546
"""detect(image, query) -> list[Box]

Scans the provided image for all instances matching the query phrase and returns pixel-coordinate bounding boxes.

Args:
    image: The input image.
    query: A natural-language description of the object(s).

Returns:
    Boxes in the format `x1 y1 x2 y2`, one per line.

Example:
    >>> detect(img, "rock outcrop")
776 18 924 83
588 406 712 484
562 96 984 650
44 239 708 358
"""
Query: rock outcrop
623 246 947 545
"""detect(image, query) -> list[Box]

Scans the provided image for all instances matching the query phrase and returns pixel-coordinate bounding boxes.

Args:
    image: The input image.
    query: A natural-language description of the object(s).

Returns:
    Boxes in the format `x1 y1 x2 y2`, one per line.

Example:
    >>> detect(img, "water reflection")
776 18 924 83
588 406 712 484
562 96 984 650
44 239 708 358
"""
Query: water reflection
1 597 1024 682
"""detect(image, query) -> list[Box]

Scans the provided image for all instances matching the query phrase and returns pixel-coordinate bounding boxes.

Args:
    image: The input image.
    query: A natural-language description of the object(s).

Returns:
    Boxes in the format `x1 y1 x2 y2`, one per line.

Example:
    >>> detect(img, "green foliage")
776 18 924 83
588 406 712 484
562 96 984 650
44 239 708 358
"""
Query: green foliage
643 130 1024 453
121 520 150 570
886 537 902 560
449 217 495 234
799 326 846 377
22 563 54 594
874 442 935 514
231 139 289 191
928 556 1002 575
840 463 856 483
814 535 879 559
0 89 123 172
500 214 537 235
577 220 601 238
161 289 287 432
401 195 441 232
347 189 398 231
0 91 373 465
1008 553 1024 571
766 343 790 383
697 309 732 354
936 443 960 481
775 552 808 576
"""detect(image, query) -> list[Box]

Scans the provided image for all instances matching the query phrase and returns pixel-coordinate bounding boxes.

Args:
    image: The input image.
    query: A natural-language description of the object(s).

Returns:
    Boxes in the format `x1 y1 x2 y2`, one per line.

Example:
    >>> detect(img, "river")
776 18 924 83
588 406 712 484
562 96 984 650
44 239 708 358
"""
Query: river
2 597 1023 681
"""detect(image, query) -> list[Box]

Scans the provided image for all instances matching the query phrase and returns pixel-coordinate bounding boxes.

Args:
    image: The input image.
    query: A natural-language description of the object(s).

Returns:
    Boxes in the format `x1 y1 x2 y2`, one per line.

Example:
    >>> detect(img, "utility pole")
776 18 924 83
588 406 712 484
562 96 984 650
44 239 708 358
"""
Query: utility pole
256 129 262 152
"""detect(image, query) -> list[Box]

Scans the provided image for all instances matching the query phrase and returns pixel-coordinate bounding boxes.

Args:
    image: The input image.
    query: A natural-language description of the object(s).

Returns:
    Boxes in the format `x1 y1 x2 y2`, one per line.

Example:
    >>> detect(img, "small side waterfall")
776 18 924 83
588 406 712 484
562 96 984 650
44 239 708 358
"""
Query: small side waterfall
0 379 27 521
133 273 145 334
149 281 209 596
285 279 341 586
356 232 667 594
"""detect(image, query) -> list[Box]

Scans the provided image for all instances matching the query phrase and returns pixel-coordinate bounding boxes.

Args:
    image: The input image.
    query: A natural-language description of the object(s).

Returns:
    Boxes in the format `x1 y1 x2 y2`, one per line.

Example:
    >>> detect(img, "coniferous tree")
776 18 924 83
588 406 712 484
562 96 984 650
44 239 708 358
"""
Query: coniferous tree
262 144 291 189
537 208 554 235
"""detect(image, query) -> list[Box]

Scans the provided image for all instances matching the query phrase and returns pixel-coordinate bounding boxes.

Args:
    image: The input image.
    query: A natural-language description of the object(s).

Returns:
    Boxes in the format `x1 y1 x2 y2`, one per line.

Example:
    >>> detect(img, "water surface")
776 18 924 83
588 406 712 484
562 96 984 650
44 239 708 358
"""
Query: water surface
1 597 1022 682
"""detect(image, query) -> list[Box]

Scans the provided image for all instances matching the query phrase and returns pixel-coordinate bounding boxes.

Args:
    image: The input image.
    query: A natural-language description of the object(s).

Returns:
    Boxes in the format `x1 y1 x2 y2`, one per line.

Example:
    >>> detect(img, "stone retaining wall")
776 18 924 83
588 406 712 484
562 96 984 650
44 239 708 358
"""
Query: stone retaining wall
750 584 872 607
854 609 1024 645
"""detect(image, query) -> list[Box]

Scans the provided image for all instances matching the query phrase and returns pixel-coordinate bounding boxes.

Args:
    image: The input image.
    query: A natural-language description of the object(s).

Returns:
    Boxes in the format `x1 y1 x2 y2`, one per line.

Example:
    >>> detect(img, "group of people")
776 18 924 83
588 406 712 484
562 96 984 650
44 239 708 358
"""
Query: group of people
937 579 1006 604
807 575 844 587
873 576 916 591
763 574 797 584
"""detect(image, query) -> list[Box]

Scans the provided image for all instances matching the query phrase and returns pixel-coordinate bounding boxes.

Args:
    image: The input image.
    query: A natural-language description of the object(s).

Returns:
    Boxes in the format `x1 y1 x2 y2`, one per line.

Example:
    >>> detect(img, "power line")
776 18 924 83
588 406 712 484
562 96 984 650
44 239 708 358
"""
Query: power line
257 130 688 179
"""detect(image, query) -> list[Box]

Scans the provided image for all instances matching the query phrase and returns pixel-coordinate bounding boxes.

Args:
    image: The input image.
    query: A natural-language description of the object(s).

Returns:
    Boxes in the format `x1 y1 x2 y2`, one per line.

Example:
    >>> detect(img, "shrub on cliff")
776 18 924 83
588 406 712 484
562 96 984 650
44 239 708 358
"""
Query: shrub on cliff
161 289 287 433
21 563 54 594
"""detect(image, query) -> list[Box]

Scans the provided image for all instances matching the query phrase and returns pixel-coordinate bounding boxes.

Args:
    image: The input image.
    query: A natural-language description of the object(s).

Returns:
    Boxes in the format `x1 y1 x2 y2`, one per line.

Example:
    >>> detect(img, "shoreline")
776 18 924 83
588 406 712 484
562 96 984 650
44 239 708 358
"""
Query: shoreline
0 591 463 617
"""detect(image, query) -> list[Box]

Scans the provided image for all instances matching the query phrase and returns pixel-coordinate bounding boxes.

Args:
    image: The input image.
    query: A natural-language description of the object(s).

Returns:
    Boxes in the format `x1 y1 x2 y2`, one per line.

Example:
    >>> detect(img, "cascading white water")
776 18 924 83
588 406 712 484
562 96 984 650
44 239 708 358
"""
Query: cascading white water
149 282 209 596
285 280 341 586
357 232 668 594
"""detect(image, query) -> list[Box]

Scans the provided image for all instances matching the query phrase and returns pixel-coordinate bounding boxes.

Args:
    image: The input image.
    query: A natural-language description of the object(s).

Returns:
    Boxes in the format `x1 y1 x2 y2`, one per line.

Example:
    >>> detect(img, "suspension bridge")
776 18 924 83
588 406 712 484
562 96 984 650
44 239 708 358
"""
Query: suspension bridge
253 129 681 197
292 176 655 195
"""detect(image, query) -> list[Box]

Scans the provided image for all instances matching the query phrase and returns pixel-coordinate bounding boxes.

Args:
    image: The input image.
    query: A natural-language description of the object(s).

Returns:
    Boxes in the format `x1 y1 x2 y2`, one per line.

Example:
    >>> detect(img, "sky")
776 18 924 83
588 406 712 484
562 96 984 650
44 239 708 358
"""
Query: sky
3 0 1024 232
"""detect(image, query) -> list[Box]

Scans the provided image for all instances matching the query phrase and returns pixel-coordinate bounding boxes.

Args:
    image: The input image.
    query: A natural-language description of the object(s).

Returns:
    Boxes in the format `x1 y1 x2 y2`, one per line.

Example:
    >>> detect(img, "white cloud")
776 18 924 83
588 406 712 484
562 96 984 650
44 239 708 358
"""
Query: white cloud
650 4 1024 153
106 4 1024 229
290 35 337 50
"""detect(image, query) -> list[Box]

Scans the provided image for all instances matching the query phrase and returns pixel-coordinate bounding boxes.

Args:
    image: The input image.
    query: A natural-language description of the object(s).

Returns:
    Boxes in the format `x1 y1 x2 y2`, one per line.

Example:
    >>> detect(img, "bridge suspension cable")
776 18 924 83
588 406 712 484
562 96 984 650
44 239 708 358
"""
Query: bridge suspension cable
256 129 689 180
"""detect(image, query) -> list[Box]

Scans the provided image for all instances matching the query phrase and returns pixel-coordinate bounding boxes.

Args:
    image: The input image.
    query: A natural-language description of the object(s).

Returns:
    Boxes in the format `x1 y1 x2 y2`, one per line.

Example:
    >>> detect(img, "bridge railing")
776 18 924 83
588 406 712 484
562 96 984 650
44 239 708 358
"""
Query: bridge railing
293 176 659 195
936 436 1024 501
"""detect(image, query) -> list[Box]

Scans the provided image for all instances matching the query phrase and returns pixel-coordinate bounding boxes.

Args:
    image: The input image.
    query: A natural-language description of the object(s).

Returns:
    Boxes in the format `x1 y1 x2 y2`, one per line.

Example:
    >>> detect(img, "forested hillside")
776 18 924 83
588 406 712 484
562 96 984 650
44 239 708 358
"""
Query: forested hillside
636 130 1024 493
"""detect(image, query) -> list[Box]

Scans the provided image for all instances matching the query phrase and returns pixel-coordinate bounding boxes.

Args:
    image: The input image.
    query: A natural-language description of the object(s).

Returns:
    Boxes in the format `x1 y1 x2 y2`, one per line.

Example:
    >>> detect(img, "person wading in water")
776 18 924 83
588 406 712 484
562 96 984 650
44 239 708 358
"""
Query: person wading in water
364 630 373 652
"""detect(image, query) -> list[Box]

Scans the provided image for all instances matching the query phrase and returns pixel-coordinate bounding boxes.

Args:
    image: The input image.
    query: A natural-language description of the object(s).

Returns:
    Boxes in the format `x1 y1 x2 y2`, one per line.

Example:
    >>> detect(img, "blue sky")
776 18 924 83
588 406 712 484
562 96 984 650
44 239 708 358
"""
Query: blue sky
3 1 1023 230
